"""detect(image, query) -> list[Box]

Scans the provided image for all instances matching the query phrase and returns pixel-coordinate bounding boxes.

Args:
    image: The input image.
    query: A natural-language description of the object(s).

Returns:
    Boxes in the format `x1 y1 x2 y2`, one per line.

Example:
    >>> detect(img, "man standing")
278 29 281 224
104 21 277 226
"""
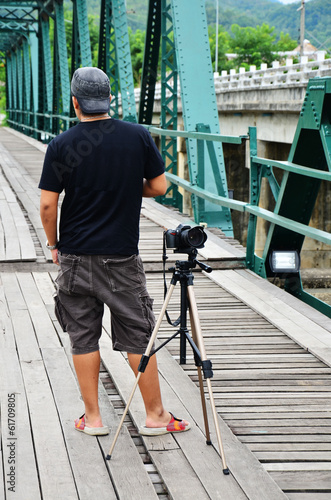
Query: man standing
39 67 190 436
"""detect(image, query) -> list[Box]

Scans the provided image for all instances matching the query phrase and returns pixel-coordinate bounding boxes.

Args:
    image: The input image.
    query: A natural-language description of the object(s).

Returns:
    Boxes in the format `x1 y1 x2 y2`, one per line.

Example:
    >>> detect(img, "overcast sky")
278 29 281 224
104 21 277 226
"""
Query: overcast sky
277 0 308 4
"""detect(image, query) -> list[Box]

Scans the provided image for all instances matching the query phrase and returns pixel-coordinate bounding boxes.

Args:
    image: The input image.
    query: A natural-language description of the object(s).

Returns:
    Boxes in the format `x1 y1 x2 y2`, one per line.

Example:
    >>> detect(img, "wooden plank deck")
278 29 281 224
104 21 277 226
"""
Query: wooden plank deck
1 125 331 499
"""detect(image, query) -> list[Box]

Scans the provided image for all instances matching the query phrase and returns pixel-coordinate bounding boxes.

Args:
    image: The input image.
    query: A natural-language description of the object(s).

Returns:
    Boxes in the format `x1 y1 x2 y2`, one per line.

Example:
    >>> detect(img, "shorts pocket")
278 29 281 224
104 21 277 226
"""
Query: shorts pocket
56 253 81 294
53 292 67 332
102 255 143 292
139 293 155 333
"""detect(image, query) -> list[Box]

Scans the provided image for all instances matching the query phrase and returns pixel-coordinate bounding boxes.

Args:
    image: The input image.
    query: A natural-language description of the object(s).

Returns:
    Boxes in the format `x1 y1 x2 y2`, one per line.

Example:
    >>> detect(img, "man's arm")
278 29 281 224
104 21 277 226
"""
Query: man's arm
40 189 60 264
143 173 167 198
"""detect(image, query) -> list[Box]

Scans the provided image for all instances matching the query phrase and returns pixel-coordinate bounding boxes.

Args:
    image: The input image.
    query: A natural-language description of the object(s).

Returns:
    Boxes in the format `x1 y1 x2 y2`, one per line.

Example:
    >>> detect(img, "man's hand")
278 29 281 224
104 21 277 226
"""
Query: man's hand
51 248 59 265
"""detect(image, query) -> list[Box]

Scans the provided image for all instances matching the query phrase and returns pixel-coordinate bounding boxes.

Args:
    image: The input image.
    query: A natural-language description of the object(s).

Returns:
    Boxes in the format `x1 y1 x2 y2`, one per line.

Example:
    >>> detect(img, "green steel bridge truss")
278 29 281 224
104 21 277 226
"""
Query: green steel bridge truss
1 0 331 315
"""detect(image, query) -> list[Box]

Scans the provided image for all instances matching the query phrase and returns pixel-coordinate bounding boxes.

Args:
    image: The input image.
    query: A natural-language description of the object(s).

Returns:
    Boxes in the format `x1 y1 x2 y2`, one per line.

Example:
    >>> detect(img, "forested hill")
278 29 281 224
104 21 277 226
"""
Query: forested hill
73 0 331 48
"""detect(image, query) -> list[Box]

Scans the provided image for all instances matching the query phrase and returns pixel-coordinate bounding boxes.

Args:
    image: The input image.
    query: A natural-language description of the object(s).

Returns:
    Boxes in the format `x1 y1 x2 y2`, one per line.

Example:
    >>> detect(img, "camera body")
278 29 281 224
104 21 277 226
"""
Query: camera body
164 224 207 254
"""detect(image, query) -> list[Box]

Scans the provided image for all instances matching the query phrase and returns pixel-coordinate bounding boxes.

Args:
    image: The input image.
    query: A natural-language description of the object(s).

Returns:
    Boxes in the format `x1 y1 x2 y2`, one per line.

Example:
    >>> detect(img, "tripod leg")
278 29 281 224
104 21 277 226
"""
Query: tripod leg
106 283 176 460
187 285 229 474
188 305 212 445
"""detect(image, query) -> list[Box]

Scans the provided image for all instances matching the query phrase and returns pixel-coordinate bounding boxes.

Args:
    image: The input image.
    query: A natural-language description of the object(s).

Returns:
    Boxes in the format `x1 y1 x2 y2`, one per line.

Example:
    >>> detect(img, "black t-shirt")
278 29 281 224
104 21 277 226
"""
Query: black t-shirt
38 118 165 255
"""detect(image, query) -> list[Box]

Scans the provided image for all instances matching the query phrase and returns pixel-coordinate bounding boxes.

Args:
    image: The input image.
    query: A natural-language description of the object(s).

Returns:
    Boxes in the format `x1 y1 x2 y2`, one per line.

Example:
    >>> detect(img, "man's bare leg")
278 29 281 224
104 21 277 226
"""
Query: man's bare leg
127 353 188 428
73 351 104 428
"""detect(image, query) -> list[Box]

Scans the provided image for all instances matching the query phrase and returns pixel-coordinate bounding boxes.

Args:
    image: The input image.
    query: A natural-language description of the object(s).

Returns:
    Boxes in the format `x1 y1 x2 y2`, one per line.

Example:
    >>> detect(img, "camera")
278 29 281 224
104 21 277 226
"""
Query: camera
164 224 207 254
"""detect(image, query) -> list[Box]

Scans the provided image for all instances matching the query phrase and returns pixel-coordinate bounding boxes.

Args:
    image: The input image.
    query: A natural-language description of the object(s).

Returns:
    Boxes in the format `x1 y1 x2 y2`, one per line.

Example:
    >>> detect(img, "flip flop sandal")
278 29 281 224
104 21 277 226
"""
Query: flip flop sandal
75 414 109 436
139 412 191 436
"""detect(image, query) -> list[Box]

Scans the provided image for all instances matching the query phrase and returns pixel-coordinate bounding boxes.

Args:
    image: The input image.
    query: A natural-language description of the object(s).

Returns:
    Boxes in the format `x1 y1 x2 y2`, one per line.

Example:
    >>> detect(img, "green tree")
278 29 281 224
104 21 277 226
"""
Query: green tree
128 28 145 86
208 26 233 72
0 61 6 119
88 14 100 67
276 32 297 52
229 23 277 69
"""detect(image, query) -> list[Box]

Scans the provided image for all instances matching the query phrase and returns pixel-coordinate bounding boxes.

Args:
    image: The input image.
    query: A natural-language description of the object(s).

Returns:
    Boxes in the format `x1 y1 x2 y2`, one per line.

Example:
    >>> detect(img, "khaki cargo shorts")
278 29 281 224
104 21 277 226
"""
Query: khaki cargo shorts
54 253 155 355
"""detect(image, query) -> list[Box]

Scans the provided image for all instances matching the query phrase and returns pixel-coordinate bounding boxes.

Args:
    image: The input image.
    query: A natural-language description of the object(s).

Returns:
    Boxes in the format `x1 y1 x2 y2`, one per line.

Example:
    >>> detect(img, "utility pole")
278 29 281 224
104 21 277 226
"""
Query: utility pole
215 0 219 74
298 0 305 57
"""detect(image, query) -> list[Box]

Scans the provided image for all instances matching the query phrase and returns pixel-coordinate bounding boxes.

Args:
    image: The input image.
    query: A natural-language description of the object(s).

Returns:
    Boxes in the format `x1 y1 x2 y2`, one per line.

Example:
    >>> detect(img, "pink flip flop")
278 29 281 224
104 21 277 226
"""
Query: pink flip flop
75 414 109 436
139 412 191 436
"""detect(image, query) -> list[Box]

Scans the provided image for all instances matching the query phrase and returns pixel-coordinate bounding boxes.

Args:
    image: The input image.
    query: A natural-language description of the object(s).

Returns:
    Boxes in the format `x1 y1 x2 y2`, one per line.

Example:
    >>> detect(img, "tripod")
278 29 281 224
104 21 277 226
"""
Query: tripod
106 249 229 475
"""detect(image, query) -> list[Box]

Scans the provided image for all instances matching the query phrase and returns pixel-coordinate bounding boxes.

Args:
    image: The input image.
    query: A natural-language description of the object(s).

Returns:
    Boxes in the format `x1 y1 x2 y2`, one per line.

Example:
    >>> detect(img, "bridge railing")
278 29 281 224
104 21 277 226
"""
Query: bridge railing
215 56 331 91
6 110 77 141
146 124 331 245
145 124 331 316
121 56 331 108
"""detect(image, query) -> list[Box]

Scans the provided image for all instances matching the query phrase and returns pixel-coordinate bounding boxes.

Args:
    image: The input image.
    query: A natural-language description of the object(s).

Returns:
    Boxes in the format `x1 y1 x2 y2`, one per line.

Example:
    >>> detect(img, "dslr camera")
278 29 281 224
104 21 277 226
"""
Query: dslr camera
164 224 207 254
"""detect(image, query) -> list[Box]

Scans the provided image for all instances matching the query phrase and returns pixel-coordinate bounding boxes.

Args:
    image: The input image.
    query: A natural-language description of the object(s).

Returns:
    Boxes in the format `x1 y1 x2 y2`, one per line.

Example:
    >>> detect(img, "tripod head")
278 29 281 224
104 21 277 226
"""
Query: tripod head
174 248 212 274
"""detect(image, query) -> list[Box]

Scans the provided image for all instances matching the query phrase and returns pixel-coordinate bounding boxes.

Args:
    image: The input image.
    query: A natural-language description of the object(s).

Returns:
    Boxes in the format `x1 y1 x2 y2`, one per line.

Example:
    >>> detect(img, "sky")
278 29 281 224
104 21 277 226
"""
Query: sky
276 0 308 3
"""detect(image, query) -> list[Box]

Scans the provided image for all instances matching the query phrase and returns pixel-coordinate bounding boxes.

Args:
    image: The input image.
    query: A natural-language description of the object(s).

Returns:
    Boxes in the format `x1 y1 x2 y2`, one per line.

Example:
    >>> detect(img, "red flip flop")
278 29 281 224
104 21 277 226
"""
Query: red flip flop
75 414 109 436
139 412 191 436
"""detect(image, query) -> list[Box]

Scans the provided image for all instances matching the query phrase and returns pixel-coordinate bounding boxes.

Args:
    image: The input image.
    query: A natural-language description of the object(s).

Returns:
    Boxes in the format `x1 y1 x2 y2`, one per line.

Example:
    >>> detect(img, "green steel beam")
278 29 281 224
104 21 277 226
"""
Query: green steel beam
40 14 53 113
112 0 136 122
98 0 119 117
54 0 70 117
144 125 246 144
138 0 161 124
30 30 39 135
16 45 23 113
75 0 92 67
157 0 181 209
11 51 17 112
260 78 331 279
22 38 31 114
253 157 331 182
166 172 246 212
6 54 12 115
169 0 233 235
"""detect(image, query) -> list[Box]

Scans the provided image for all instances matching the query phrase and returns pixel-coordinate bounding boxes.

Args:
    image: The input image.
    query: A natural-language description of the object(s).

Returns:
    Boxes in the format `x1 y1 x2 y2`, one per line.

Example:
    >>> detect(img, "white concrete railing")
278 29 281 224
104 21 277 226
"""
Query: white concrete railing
215 55 331 92
127 54 331 106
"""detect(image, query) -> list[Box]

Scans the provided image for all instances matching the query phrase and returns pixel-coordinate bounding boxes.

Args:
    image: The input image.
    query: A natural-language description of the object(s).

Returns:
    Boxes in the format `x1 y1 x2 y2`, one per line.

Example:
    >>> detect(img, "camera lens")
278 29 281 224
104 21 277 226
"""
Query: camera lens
181 227 206 248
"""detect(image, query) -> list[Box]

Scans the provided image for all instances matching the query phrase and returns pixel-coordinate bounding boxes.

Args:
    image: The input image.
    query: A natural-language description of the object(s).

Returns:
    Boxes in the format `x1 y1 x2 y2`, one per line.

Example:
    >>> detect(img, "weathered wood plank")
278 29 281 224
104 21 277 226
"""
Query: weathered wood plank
99 333 249 499
8 202 36 260
16 272 60 348
155 344 288 500
149 449 225 500
269 471 331 491
35 274 159 500
287 494 331 500
43 345 159 500
0 281 41 500
0 199 20 260
209 270 331 365
1 272 28 310
257 451 331 461
0 216 5 260
236 268 331 334
20 359 78 500
0 348 42 500
41 347 117 500
240 435 331 444
0 440 4 500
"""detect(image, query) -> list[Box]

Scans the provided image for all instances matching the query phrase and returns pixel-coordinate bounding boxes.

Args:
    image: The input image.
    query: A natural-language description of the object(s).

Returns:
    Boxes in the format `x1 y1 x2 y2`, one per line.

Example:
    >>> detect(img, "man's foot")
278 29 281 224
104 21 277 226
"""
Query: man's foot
74 414 109 436
139 412 191 436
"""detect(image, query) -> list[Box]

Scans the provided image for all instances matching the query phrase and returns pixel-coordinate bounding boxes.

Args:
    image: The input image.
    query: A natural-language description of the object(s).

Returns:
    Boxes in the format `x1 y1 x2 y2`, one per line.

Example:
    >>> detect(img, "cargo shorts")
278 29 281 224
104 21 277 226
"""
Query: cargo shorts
54 253 155 355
